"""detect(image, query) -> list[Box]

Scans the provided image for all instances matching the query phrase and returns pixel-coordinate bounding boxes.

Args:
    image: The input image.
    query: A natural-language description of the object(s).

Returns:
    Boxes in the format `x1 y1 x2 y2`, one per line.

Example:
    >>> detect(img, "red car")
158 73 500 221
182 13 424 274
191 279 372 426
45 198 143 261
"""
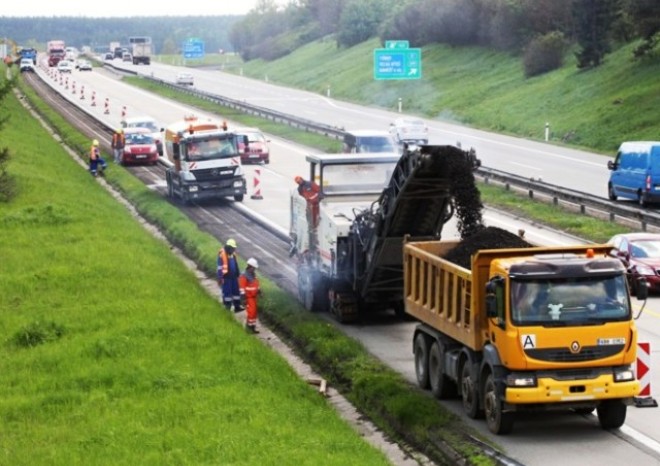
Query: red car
607 232 660 294
121 127 159 165
236 127 270 164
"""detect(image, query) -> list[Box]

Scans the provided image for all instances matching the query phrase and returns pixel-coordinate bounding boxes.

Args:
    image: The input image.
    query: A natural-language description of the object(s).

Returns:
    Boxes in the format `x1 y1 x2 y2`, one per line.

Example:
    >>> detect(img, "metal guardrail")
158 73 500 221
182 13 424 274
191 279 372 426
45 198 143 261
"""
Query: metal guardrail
110 63 660 232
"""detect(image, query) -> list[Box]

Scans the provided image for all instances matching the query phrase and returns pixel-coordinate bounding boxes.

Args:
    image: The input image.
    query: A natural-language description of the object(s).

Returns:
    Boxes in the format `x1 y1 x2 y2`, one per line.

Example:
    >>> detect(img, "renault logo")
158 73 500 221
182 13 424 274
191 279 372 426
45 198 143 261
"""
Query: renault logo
570 341 581 353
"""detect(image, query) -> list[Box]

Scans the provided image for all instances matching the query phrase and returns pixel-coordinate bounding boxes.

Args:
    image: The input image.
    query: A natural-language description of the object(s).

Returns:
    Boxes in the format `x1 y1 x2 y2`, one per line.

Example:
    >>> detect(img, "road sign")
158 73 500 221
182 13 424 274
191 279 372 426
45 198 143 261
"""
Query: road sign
385 40 409 49
183 38 205 59
374 48 422 80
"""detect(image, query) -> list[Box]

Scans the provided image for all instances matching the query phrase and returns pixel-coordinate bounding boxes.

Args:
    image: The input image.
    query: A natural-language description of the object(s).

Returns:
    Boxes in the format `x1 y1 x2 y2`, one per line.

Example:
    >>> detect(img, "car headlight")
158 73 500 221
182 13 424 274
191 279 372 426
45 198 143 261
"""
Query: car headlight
613 366 635 382
635 265 656 276
506 373 537 387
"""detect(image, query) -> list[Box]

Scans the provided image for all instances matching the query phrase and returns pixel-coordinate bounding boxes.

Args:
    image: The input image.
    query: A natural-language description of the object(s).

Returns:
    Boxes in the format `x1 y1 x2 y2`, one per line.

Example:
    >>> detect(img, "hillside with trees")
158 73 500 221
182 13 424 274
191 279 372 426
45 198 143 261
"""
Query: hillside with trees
230 0 659 76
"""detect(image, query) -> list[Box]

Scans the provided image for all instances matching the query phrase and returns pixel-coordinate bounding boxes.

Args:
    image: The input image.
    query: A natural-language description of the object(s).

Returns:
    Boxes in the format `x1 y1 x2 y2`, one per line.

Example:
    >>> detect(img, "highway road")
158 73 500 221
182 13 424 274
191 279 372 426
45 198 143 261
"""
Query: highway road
31 57 660 466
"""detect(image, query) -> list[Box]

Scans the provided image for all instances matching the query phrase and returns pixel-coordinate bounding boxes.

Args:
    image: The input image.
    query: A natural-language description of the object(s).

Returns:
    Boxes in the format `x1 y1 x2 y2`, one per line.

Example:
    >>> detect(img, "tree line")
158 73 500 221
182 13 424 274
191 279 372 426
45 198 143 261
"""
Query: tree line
0 16 241 56
230 0 659 77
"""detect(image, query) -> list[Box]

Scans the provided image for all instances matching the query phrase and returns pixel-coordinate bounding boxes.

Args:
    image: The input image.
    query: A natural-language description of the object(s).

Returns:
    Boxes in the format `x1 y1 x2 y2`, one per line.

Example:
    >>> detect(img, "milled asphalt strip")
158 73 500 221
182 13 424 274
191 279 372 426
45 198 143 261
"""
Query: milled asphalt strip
14 87 435 466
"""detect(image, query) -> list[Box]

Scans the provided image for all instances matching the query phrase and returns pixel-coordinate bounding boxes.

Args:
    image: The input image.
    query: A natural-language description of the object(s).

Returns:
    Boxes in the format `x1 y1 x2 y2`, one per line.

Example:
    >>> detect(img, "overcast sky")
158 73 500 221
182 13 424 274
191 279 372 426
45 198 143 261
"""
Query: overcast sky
0 0 284 17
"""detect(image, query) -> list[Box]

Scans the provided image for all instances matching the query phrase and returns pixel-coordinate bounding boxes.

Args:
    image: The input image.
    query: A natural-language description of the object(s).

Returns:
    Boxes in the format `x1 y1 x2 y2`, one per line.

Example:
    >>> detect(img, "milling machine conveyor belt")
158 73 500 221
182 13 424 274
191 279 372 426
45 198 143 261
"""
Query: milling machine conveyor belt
354 145 480 302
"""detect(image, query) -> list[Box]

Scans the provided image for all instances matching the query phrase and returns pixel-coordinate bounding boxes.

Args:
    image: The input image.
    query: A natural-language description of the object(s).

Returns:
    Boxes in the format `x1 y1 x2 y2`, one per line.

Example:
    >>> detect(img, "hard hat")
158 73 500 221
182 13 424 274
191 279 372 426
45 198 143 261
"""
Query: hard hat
92 139 99 146
247 257 259 269
294 176 303 184
226 238 237 248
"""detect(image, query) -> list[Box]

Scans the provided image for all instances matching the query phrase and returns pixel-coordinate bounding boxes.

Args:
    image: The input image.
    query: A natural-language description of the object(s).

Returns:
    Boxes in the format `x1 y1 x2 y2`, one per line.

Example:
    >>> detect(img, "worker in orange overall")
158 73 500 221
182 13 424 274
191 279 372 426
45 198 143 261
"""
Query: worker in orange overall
239 257 261 334
111 128 125 164
294 176 322 252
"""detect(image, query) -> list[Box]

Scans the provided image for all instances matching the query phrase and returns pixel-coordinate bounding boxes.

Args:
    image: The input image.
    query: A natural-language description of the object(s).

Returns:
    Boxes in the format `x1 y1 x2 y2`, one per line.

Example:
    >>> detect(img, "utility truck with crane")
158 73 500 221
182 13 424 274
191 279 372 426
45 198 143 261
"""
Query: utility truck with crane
163 115 247 204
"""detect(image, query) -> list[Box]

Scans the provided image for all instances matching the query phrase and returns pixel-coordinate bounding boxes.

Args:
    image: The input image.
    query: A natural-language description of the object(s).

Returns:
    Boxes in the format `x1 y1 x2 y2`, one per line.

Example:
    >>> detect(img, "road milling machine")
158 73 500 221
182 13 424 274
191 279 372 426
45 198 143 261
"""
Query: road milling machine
289 145 481 322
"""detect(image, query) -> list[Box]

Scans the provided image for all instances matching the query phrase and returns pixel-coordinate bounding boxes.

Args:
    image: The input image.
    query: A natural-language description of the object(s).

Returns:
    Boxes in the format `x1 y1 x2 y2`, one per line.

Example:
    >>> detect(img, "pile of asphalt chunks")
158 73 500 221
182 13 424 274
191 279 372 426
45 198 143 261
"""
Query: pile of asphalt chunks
430 145 532 269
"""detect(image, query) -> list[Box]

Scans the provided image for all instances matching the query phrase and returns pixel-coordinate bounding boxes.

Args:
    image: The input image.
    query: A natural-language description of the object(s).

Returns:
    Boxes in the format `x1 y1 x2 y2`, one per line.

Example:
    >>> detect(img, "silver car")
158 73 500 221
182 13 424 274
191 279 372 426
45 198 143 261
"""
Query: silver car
389 117 429 145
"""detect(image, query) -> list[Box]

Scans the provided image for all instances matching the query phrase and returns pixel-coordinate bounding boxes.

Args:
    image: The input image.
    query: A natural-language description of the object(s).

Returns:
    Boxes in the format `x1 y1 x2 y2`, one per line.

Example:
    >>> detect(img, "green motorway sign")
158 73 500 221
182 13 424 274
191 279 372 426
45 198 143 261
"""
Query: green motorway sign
385 40 409 49
374 48 422 80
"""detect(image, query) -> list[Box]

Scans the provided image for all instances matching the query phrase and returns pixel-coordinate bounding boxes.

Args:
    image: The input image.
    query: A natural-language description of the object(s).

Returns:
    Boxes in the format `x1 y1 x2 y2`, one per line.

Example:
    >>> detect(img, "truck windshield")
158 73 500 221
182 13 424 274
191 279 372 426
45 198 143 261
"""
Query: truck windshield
321 162 396 195
510 275 630 326
184 137 237 161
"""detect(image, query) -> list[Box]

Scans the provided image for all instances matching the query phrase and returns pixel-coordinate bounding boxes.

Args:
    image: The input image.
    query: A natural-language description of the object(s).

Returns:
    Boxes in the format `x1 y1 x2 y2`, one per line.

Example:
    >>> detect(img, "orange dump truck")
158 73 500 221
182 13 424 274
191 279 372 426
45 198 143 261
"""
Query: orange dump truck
404 240 646 434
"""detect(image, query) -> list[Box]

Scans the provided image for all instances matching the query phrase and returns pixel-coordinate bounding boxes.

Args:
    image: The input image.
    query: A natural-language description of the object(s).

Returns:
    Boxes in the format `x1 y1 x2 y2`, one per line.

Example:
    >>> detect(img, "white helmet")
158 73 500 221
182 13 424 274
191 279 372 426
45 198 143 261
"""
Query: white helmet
246 258 259 269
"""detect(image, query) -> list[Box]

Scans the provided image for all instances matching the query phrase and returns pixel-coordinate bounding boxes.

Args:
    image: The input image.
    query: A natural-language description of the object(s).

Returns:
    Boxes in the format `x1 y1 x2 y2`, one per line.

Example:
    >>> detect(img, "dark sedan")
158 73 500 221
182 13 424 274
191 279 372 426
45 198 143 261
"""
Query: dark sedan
607 232 660 294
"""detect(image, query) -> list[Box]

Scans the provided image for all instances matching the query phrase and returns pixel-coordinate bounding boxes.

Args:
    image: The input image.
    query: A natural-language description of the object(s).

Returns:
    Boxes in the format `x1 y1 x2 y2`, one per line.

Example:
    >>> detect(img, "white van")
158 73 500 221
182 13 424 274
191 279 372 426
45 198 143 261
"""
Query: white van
607 141 660 206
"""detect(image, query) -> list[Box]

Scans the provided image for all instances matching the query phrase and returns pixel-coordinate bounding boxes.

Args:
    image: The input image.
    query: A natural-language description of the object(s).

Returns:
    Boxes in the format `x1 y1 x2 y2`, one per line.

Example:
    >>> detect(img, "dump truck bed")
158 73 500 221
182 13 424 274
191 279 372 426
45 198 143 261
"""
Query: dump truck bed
403 240 615 350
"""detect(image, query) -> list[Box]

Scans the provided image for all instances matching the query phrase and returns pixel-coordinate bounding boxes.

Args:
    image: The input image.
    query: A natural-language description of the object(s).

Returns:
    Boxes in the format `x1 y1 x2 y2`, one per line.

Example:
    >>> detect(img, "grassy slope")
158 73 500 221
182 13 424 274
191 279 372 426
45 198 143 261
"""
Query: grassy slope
225 38 659 154
0 83 393 465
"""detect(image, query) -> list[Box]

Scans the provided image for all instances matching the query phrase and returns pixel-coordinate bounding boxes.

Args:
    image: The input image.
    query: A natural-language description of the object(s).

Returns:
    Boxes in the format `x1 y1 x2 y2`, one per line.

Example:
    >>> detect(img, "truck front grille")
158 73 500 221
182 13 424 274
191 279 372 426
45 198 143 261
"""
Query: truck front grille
525 344 624 363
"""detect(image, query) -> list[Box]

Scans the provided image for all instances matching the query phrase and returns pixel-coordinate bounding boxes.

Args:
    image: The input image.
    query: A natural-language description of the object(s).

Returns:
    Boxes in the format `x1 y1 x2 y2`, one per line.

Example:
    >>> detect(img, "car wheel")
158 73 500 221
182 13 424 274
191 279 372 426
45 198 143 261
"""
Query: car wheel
484 372 514 434
608 184 617 201
597 400 627 430
414 333 430 389
638 190 648 207
460 361 482 419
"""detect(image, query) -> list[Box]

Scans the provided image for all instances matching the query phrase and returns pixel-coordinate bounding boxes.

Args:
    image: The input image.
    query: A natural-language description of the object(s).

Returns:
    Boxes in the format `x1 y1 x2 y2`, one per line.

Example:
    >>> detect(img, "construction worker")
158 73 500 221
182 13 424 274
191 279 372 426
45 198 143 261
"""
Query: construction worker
239 257 261 334
217 238 242 312
295 176 321 251
295 175 321 227
89 139 107 177
111 128 125 164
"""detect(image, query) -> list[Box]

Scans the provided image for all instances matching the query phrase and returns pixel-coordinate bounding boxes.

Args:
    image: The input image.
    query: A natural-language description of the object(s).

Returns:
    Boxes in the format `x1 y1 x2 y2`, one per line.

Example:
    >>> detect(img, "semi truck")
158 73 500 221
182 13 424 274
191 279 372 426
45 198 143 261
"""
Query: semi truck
289 144 481 322
131 41 152 65
163 115 247 204
47 40 65 67
17 47 37 65
404 236 647 434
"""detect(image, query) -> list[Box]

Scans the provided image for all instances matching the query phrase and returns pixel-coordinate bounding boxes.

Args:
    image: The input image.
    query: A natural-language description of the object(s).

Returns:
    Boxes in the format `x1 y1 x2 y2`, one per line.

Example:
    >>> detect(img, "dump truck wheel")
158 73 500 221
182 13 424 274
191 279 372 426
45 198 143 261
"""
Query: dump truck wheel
597 400 627 430
460 362 482 419
484 372 514 435
429 341 457 399
414 334 430 389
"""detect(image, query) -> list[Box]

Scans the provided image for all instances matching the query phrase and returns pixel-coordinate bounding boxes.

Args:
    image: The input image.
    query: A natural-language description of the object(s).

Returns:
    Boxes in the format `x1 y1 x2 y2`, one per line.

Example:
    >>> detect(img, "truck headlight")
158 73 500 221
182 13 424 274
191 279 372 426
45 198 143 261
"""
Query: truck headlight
506 374 537 387
188 186 198 192
233 181 244 188
613 366 635 382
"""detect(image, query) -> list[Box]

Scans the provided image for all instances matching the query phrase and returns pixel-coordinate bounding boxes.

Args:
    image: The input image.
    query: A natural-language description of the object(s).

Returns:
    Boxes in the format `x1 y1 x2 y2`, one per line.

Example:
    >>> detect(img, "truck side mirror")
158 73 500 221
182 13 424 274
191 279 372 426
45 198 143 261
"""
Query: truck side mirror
607 160 616 170
485 277 504 319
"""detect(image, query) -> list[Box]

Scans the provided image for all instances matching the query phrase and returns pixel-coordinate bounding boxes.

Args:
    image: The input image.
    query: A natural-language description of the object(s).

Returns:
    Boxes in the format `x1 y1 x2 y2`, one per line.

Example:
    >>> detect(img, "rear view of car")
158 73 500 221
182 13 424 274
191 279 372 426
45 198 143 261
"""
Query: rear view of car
175 72 194 86
389 117 429 145
607 141 660 207
121 128 159 165
236 128 270 164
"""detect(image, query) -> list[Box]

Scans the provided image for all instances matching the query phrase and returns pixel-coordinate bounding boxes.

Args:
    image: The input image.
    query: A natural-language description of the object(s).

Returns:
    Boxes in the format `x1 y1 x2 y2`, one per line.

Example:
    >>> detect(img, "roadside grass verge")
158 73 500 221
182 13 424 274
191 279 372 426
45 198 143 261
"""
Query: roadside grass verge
14 71 499 464
1 81 397 465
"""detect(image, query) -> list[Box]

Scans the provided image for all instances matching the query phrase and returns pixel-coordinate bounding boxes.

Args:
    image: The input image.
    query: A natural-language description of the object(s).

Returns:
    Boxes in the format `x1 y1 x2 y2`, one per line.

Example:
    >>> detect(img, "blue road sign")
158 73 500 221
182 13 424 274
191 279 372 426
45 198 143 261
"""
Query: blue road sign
183 38 205 59
374 48 422 80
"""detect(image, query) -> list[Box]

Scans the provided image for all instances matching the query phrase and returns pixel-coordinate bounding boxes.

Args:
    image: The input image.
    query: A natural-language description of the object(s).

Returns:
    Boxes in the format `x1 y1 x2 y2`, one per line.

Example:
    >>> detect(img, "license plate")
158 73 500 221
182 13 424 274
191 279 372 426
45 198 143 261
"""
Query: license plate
136 155 146 159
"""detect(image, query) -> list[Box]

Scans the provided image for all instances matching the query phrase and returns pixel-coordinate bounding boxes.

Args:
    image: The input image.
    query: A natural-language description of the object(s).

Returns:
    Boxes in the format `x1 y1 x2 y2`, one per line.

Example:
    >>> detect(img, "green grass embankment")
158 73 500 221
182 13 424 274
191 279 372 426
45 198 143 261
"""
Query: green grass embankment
222 39 659 154
0 80 395 465
2 70 498 464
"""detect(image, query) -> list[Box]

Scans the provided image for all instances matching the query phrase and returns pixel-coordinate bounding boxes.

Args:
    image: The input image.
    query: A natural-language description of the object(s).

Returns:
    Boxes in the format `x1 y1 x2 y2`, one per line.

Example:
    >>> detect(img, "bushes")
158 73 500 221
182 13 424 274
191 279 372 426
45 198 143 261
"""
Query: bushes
523 32 567 77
